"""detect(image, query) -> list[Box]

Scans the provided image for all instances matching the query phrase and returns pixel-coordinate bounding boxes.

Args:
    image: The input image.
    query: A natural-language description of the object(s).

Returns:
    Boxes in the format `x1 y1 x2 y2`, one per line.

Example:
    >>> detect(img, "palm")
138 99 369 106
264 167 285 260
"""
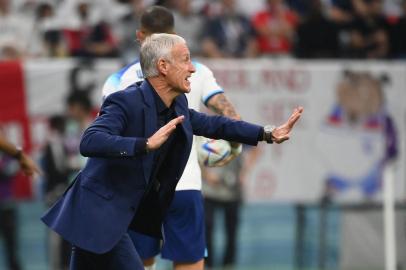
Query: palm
148 116 184 150
272 107 303 144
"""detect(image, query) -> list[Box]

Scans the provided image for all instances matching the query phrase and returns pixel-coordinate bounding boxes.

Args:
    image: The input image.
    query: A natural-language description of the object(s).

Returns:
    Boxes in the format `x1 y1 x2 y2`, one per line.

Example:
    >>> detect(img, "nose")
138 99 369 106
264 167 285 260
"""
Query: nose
189 62 196 73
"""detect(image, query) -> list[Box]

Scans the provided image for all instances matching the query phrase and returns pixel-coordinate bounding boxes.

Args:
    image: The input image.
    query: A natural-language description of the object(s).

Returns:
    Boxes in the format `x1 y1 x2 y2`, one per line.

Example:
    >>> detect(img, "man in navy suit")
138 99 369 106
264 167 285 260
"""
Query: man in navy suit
42 33 303 270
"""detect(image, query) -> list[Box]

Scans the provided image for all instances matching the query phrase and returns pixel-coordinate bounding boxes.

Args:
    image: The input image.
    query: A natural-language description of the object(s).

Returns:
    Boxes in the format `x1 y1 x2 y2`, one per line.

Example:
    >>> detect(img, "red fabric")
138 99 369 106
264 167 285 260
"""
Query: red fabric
252 8 298 54
103 24 117 47
63 29 85 52
0 61 33 199
387 15 399 25
63 24 117 55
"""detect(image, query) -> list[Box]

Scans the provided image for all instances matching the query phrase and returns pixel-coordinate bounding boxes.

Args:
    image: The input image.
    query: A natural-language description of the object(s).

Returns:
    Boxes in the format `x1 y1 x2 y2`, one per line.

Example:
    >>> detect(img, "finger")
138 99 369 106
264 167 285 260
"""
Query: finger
295 106 304 113
292 106 304 116
287 109 302 128
169 115 185 126
276 136 289 144
166 115 185 130
160 116 184 134
214 155 234 167
159 125 177 138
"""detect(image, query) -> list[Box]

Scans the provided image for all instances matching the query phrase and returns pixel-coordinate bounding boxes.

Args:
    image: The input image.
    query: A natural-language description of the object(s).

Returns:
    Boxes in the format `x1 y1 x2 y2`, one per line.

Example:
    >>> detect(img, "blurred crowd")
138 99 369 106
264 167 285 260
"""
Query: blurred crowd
1 0 406 62
0 91 94 270
1 0 405 269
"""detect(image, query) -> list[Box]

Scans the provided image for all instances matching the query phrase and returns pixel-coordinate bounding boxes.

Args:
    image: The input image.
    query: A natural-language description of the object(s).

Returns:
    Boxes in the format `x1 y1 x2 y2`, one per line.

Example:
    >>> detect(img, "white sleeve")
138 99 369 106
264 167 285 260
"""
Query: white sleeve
196 63 224 106
102 73 120 102
101 61 144 102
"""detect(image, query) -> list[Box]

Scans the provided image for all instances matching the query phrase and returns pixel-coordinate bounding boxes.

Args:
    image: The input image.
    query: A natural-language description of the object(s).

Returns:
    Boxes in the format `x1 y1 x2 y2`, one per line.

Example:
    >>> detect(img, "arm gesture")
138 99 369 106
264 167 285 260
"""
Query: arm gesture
146 115 185 151
271 107 303 144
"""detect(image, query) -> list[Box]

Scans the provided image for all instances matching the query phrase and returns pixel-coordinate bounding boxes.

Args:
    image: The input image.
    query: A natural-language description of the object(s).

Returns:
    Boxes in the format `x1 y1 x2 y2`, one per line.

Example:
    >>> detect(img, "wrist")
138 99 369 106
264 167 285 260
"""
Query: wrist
263 125 276 144
12 147 23 160
145 139 151 153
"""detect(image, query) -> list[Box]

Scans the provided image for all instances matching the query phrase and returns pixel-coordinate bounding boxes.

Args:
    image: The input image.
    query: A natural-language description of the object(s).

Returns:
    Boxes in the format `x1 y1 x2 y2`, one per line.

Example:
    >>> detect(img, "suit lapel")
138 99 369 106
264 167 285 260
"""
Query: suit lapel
140 80 156 184
174 95 192 148
139 83 192 184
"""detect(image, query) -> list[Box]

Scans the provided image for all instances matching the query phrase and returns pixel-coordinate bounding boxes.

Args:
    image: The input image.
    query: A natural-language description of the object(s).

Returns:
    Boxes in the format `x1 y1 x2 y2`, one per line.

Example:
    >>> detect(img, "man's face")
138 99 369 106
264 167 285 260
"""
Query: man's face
165 43 195 93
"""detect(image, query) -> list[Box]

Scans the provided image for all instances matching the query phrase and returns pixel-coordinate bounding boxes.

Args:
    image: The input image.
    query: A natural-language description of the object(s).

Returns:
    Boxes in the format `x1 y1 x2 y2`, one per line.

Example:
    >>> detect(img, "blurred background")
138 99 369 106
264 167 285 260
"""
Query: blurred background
0 0 406 269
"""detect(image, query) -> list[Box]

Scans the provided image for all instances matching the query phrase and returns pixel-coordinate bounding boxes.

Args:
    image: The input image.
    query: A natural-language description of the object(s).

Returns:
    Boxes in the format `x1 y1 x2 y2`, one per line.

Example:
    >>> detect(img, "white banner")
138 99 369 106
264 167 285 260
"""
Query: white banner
202 59 406 203
22 59 406 203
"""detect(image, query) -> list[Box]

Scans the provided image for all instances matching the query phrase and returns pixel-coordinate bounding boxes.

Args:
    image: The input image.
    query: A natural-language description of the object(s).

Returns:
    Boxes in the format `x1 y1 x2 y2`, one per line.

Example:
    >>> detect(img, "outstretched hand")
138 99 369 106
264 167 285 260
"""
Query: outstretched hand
271 107 303 144
147 115 185 151
20 153 42 176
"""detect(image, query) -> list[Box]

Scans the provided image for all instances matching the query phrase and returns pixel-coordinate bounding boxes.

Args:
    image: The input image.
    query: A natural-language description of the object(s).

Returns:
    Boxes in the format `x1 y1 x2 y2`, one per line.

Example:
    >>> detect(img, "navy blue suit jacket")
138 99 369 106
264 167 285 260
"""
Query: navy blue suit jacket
42 80 262 254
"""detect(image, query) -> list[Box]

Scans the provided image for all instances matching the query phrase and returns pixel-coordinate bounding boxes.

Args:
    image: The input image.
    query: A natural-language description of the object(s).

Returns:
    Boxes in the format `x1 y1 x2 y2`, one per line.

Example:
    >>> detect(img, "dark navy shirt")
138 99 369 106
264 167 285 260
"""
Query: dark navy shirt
149 87 177 190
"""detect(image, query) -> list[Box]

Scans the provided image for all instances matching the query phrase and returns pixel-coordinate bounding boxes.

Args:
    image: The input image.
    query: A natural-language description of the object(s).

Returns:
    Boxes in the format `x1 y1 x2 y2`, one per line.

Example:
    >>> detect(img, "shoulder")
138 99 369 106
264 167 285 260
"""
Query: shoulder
191 60 224 105
193 61 214 77
120 60 144 85
176 93 189 105
106 60 140 85
103 84 141 108
102 60 143 99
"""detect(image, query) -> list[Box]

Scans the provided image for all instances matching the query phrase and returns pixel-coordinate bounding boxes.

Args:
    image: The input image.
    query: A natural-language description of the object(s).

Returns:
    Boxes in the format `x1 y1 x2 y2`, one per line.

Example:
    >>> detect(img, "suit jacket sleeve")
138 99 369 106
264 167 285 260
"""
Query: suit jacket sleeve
189 109 262 146
80 91 146 158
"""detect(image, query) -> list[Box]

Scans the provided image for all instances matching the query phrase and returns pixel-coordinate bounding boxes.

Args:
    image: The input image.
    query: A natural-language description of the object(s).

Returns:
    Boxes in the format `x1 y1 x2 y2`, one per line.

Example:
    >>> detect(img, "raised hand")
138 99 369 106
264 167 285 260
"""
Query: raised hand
146 115 185 151
271 107 303 144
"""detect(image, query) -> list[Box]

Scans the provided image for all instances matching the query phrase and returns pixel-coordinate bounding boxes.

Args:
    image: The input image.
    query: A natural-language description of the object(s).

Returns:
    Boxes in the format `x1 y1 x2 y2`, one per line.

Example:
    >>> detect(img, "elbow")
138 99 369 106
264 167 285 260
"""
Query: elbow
79 133 93 157
79 139 90 157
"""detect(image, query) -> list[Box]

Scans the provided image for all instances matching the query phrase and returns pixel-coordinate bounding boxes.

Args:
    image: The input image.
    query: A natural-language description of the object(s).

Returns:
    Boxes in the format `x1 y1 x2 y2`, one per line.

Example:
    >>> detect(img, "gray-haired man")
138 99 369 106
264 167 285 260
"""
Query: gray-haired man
42 33 303 270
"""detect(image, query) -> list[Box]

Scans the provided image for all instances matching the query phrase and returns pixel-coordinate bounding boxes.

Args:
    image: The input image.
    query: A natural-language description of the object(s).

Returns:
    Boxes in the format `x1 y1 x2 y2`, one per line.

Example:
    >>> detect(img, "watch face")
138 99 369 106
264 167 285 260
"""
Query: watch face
264 125 275 143
265 125 275 133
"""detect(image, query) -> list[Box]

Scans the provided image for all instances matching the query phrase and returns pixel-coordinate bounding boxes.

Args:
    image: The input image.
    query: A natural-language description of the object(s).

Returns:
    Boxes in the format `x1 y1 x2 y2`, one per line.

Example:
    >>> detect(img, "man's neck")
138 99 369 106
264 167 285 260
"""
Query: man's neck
147 77 179 108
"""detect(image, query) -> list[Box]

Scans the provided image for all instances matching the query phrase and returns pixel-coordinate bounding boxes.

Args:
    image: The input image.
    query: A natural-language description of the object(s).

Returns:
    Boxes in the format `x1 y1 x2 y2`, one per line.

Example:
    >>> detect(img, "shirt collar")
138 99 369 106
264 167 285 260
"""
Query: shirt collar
151 87 173 115
151 87 166 114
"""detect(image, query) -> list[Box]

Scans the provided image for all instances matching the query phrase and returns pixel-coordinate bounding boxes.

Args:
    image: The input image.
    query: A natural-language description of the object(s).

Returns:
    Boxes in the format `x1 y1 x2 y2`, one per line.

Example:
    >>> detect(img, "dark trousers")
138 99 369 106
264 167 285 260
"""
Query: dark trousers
47 229 71 270
46 200 71 270
69 233 144 270
0 206 22 270
204 198 240 268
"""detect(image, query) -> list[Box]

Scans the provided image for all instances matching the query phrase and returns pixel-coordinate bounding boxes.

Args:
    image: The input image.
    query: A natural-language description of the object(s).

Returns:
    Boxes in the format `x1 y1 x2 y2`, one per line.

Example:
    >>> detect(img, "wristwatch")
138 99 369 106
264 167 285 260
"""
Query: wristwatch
263 125 276 144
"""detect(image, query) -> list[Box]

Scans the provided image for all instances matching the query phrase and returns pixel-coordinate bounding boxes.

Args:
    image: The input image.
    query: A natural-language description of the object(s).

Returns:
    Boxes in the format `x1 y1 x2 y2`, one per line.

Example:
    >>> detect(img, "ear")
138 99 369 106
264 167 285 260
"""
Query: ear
136 30 146 43
157 58 169 76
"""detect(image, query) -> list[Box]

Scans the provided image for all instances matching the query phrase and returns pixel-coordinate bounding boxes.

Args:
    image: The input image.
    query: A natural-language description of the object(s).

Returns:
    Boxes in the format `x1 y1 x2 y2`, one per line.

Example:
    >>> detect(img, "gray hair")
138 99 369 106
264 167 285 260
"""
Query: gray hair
140 33 186 78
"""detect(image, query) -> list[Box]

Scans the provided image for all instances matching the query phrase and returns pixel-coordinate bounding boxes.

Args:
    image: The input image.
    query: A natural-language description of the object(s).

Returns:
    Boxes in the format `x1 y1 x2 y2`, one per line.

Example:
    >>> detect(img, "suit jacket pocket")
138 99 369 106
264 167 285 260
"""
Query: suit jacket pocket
80 178 114 200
